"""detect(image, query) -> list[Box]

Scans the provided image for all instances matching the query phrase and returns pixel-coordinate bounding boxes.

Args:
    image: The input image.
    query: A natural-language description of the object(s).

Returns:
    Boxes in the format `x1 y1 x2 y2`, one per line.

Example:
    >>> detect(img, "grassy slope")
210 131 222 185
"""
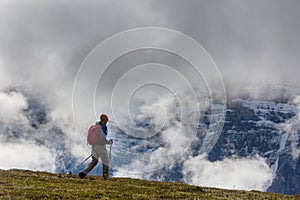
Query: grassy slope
0 169 299 200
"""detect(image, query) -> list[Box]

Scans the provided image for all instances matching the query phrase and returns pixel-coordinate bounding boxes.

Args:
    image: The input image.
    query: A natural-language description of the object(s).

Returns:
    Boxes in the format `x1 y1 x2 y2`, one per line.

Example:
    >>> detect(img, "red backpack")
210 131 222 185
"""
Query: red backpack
87 125 99 145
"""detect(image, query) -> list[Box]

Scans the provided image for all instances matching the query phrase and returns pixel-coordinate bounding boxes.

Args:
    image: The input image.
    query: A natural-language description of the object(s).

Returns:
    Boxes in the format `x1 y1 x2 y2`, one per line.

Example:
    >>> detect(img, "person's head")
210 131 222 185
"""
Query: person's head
100 114 108 124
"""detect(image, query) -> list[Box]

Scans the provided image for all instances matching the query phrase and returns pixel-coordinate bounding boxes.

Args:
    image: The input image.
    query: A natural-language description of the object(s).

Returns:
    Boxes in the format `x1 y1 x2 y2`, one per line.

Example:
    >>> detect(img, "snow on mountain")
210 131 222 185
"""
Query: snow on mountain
209 98 299 194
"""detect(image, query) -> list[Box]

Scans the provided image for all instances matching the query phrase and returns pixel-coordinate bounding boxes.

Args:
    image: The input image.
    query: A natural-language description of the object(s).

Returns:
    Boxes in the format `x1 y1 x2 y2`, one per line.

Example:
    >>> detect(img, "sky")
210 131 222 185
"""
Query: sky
0 0 299 191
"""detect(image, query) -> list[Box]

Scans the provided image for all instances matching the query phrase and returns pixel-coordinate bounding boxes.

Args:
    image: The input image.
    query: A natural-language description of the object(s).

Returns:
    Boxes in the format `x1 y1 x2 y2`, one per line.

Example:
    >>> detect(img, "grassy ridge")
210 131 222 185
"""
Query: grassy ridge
0 169 298 199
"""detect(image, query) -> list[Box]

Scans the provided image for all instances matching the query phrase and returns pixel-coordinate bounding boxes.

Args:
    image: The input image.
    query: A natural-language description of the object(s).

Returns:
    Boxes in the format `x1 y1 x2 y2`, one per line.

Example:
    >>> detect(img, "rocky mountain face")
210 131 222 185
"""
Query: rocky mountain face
209 99 300 195
112 98 300 195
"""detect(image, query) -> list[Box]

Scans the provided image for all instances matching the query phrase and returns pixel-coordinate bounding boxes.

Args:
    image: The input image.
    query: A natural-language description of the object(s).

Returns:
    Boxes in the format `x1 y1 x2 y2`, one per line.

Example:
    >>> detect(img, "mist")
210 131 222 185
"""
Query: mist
182 154 273 191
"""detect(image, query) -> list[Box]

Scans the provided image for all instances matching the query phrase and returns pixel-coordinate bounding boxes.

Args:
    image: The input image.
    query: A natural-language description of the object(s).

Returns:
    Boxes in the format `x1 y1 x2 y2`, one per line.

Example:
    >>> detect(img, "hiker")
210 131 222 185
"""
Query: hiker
79 114 113 180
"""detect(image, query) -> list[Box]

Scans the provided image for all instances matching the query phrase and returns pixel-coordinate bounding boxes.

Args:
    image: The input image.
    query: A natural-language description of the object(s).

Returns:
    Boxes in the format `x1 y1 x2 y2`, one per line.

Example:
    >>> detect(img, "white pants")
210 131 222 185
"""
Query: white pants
91 144 109 166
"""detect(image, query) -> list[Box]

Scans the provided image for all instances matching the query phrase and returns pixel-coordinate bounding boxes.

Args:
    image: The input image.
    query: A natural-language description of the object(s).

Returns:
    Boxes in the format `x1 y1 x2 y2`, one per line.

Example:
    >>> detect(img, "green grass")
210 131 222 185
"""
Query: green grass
0 169 299 199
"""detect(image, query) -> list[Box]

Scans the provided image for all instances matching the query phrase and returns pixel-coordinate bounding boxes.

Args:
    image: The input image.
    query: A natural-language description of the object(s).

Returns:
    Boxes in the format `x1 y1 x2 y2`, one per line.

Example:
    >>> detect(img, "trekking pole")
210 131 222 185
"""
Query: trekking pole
69 155 92 174
109 144 112 160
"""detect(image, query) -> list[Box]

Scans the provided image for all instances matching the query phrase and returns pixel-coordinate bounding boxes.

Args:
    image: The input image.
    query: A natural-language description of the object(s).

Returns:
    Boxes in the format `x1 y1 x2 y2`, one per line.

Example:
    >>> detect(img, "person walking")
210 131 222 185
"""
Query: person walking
79 114 113 180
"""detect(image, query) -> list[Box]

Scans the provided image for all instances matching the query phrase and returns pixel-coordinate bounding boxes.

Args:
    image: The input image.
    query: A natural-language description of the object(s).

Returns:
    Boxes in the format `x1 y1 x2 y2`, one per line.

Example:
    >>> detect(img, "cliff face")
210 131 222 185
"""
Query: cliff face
208 99 300 195
136 98 300 195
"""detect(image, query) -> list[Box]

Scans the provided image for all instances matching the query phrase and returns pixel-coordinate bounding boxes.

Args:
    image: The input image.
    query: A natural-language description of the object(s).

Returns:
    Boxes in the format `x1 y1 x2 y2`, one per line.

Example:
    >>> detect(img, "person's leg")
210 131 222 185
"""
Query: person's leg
82 156 98 174
79 145 101 178
99 145 110 180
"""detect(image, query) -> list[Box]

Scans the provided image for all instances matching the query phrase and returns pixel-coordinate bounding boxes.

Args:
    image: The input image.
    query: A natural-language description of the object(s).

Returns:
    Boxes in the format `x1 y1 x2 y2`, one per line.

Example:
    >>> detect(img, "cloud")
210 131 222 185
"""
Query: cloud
0 0 299 116
0 0 167 128
0 89 82 172
182 154 273 191
112 94 198 177
0 91 28 123
0 135 56 171
150 0 300 99
112 92 221 179
0 0 166 171
0 62 11 90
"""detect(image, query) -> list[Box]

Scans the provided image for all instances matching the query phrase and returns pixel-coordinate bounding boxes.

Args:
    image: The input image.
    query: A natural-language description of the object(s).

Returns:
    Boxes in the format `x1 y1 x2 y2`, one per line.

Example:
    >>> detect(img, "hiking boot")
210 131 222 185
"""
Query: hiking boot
79 172 86 179
103 174 108 180
103 164 109 180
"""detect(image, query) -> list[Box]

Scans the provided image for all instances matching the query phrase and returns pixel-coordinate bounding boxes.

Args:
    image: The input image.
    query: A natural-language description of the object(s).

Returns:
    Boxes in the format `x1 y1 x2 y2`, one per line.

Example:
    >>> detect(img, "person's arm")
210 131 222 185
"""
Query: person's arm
100 131 111 144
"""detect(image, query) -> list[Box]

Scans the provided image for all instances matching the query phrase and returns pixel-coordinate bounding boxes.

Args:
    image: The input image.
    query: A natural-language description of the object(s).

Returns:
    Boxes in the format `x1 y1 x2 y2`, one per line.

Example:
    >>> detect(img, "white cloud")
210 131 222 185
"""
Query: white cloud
0 62 11 90
0 135 56 171
0 0 166 172
0 91 28 123
0 1 183 177
182 154 273 191
113 94 203 177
